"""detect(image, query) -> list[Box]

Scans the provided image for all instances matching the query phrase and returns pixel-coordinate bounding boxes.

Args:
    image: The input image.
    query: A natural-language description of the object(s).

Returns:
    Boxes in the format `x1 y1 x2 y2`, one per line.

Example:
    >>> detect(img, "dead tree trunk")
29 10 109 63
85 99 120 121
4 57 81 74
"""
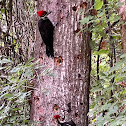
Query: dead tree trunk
30 0 91 126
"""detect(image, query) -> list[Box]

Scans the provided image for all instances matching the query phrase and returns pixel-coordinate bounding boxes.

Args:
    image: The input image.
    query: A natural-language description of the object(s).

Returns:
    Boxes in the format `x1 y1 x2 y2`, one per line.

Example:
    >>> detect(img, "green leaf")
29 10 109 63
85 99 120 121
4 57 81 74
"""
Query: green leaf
93 51 99 55
35 65 45 69
12 108 20 111
99 49 109 55
120 89 126 94
0 115 7 120
0 58 12 64
3 94 13 99
109 60 124 73
101 103 111 111
95 0 103 10
113 15 121 22
122 100 126 104
0 102 5 110
1 85 10 93
80 16 93 25
10 67 21 73
93 50 109 55
23 69 33 77
92 118 96 124
109 106 118 114
1 8 5 13
25 120 28 123
120 53 126 58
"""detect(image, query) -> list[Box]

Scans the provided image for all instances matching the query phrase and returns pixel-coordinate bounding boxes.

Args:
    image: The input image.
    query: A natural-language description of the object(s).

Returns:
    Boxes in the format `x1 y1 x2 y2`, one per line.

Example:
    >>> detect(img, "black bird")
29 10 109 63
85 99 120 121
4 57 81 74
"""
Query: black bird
57 119 76 126
54 115 76 126
37 10 54 57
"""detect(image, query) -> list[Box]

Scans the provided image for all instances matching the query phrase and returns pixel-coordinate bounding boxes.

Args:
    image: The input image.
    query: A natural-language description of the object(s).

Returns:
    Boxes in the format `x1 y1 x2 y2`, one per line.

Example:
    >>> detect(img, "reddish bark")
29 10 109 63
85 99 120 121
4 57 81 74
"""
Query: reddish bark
30 0 91 125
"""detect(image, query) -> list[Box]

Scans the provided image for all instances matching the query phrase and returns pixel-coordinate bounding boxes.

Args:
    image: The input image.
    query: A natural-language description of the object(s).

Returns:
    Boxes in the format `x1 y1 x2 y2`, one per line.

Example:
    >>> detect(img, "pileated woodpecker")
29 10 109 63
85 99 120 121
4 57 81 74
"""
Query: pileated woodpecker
37 10 54 57
54 115 76 126
57 119 76 126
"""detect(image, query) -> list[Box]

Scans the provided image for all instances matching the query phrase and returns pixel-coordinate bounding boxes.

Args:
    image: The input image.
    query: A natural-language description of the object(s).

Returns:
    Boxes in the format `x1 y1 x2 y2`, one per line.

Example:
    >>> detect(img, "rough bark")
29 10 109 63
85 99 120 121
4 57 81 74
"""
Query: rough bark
121 25 126 53
119 0 126 53
30 0 91 126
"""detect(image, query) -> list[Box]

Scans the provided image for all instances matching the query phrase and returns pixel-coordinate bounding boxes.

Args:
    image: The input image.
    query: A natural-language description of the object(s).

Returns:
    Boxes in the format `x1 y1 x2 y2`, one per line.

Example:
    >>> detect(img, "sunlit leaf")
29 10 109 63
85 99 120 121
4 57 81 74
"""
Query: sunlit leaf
0 102 5 110
99 49 109 55
1 9 5 13
95 0 103 10
3 94 13 99
92 118 96 124
120 89 126 94
10 67 21 73
0 59 12 64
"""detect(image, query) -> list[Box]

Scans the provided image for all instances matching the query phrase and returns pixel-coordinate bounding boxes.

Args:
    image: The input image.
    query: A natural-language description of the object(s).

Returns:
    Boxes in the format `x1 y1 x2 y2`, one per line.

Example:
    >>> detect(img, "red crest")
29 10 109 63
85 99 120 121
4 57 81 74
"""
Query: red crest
37 10 47 17
54 115 60 119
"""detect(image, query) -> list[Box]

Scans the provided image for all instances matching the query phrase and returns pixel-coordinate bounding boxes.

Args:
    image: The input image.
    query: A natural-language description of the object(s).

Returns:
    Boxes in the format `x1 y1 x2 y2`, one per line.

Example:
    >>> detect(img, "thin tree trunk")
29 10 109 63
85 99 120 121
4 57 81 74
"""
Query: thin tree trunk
31 0 91 125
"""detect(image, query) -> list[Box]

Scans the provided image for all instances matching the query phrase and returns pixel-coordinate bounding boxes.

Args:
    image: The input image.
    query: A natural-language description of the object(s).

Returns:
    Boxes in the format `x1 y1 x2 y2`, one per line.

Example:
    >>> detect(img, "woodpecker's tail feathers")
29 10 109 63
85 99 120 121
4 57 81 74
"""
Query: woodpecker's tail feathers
46 46 54 57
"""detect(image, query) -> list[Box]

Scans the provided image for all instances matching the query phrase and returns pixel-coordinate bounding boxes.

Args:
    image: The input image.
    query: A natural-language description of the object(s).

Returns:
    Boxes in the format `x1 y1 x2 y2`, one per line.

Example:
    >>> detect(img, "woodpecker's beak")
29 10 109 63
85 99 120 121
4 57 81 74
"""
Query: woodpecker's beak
42 11 51 18
47 11 52 15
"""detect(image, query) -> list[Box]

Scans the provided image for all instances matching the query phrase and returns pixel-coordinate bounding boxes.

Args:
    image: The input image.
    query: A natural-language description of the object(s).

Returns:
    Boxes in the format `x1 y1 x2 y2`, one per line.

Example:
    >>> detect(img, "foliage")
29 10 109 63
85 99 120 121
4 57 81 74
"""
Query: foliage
80 0 126 125
0 57 36 125
89 55 126 126
0 0 37 124
0 55 55 125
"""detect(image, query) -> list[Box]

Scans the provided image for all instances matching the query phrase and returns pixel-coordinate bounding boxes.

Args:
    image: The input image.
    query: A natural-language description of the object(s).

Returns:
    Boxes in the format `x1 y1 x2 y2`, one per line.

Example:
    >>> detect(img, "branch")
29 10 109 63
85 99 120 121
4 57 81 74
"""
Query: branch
97 0 119 80
97 37 103 80
106 20 120 33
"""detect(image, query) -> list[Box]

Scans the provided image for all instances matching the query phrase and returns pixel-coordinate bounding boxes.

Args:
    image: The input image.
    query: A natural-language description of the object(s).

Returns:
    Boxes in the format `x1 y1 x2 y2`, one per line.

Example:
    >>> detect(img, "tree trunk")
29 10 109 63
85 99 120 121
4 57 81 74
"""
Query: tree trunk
119 0 126 53
30 0 91 126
